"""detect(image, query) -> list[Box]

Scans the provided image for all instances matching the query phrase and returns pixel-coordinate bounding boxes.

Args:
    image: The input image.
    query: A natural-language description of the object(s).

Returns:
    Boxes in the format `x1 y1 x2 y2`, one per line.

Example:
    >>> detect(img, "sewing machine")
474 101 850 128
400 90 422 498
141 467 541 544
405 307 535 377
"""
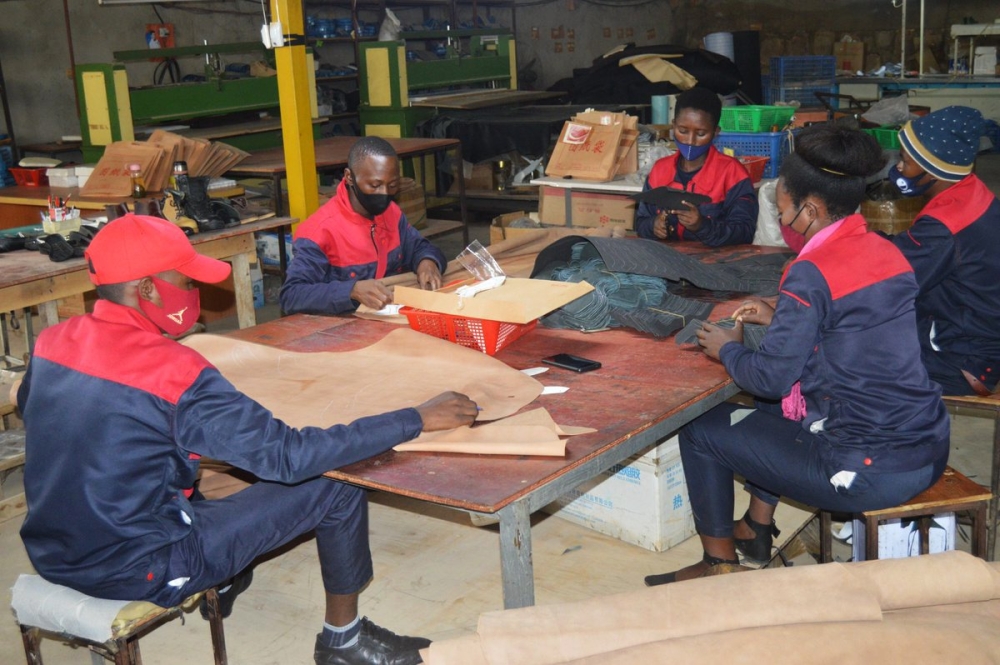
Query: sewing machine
75 41 318 161
358 30 543 138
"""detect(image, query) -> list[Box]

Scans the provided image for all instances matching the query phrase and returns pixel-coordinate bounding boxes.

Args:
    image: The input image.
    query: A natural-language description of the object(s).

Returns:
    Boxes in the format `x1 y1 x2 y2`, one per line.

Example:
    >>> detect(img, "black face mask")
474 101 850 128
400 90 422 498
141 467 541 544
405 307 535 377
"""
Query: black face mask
350 181 392 217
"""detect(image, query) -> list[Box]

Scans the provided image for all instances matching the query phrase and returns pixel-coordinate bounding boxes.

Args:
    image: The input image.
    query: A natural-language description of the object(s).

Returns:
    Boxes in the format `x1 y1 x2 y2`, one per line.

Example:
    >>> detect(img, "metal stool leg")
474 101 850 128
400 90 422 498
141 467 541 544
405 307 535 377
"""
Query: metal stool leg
989 411 1000 561
20 625 43 665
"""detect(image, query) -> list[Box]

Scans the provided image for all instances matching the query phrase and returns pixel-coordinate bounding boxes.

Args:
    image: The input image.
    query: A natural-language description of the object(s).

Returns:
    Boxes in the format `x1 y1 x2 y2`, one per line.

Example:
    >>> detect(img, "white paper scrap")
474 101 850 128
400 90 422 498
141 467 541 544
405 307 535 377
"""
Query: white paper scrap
541 386 569 395
521 367 549 376
729 408 755 426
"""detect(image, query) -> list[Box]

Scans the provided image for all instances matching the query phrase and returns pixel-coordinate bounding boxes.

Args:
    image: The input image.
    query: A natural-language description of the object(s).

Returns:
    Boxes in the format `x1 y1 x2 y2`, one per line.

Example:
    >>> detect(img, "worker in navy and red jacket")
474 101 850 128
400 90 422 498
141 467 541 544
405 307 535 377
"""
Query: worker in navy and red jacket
17 214 478 665
635 87 758 246
280 136 447 315
888 106 1000 396
646 125 949 587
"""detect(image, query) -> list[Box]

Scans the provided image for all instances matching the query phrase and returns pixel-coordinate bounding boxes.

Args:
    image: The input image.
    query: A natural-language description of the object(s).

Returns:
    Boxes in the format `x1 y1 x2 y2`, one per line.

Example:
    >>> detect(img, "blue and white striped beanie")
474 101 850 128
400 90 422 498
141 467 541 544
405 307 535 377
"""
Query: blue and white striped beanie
898 105 983 182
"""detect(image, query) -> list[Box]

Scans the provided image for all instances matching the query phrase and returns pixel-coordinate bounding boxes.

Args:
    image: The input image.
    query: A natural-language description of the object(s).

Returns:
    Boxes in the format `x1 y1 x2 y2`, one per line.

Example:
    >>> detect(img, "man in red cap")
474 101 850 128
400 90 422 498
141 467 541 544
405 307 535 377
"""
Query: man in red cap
18 214 478 665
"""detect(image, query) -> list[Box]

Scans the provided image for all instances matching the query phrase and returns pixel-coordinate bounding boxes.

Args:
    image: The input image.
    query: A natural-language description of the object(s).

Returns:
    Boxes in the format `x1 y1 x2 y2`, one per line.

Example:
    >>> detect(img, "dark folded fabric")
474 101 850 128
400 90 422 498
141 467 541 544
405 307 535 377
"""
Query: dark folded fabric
629 187 712 210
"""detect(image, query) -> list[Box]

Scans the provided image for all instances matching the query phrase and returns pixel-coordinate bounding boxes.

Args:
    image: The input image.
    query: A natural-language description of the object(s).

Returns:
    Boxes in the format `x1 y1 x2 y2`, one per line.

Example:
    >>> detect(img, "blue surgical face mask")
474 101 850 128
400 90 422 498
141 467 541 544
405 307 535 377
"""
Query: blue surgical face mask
888 165 935 197
675 141 711 162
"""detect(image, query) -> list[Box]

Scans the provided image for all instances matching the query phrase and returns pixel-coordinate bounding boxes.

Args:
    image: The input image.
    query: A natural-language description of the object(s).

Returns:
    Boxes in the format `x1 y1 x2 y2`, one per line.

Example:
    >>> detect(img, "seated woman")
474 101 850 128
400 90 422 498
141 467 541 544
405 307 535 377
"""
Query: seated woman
634 87 758 246
645 124 950 586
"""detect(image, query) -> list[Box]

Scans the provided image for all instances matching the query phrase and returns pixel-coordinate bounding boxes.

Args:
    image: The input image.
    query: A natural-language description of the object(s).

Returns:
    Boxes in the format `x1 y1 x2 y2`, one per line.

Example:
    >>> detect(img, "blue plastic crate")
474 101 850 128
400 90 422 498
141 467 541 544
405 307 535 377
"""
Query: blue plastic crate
714 130 797 179
766 84 837 108
0 146 14 187
770 56 836 86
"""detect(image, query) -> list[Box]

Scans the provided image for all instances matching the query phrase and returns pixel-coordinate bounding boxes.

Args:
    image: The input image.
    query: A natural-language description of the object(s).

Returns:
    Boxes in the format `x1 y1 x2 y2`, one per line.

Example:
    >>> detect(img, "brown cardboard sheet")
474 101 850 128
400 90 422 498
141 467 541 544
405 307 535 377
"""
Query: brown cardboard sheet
396 408 595 456
355 227 615 325
393 278 594 325
182 330 589 455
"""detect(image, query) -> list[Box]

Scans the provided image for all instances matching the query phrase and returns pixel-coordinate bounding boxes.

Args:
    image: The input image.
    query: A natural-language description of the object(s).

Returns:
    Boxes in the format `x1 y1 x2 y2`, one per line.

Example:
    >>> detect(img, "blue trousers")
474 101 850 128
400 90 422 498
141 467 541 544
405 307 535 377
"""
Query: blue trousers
151 477 371 607
679 403 946 539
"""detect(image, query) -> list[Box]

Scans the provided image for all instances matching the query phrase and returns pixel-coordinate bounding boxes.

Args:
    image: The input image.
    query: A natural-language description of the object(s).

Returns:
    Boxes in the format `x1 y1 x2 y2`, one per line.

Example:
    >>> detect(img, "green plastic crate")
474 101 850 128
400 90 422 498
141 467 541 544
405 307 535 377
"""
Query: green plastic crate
863 126 902 150
719 105 796 133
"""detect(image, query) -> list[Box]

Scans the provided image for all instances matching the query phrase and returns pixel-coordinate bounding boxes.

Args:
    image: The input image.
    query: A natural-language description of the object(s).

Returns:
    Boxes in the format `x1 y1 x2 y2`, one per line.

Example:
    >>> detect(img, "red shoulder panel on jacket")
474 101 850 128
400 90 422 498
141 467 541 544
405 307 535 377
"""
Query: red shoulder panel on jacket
918 175 994 235
33 316 211 405
796 216 913 300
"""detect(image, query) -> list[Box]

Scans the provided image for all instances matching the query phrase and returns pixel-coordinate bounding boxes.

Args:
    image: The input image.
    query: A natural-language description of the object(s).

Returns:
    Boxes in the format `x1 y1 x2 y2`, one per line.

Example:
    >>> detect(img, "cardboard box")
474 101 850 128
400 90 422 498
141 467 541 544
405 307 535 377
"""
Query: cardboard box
394 277 594 325
974 46 997 76
834 41 865 73
851 513 956 561
448 160 495 194
396 177 427 230
538 185 635 231
255 230 294 267
544 435 695 552
489 211 549 244
250 261 264 309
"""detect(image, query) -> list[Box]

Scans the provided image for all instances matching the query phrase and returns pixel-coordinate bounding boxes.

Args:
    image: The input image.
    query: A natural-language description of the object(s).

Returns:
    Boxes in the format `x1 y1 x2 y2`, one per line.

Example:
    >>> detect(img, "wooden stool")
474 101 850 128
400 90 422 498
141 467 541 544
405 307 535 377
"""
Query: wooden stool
11 574 227 665
819 466 991 563
942 393 1000 561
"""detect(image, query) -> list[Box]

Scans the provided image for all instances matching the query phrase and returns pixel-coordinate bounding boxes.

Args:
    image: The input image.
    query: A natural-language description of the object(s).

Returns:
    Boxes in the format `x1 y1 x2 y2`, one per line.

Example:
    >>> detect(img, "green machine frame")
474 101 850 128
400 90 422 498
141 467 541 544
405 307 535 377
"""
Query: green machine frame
357 31 516 139
76 42 318 161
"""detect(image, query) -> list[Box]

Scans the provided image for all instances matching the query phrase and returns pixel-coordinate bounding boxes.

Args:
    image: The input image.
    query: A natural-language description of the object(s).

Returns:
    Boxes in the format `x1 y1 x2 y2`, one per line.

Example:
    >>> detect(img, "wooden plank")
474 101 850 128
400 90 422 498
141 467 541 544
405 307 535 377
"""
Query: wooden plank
0 453 24 473
0 492 26 523
865 467 991 517
410 89 564 110
418 218 463 240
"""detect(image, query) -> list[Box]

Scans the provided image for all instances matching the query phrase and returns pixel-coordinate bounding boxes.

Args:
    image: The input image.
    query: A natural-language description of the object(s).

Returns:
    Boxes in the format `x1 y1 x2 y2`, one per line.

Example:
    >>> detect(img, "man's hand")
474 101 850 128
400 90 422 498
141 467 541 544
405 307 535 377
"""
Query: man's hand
652 212 669 240
674 201 704 233
696 320 744 361
416 258 442 291
415 391 479 431
350 279 393 309
732 298 776 326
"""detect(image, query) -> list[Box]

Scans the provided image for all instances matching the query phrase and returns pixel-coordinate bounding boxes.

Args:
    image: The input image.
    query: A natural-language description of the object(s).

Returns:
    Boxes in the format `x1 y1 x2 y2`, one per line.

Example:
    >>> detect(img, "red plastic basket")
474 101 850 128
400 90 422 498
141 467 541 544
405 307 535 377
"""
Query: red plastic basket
10 167 48 187
738 156 771 184
399 307 536 356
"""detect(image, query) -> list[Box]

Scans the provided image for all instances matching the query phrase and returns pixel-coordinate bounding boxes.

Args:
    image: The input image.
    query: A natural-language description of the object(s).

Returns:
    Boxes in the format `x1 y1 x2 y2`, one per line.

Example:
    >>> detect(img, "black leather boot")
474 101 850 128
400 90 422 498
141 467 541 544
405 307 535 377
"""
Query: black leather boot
734 510 780 565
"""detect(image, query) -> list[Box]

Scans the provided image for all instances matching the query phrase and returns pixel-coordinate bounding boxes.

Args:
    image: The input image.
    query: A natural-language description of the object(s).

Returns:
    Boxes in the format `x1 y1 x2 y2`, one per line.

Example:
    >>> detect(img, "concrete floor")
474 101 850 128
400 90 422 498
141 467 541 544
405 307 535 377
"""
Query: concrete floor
2 153 999 664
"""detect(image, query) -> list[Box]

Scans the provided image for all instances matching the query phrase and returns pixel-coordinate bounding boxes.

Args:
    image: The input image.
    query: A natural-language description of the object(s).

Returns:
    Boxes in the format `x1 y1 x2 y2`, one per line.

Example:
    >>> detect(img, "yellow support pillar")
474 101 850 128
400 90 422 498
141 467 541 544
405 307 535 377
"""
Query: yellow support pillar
272 0 318 229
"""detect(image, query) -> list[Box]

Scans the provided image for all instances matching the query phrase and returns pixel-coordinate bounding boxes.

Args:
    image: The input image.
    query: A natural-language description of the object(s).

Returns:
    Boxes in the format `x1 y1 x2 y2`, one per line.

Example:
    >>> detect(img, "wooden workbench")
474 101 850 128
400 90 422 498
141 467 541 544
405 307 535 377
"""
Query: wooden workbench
229 310 742 609
0 185 246 231
0 216 293 341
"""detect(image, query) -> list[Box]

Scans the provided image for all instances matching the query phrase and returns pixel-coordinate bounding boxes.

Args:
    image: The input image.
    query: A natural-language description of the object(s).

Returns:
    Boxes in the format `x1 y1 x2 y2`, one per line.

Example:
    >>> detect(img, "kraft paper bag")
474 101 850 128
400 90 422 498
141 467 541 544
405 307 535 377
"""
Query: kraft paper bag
545 120 624 182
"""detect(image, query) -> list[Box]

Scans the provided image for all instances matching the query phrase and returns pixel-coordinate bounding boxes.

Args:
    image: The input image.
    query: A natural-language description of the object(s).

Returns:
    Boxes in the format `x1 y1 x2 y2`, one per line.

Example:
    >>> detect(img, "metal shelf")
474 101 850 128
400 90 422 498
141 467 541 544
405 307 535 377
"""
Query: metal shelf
316 74 359 82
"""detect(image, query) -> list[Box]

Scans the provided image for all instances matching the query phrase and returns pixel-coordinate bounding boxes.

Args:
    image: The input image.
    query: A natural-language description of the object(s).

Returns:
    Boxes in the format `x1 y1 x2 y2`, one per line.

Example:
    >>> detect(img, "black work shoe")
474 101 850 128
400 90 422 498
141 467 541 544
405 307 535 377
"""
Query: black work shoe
314 617 431 665
200 568 253 620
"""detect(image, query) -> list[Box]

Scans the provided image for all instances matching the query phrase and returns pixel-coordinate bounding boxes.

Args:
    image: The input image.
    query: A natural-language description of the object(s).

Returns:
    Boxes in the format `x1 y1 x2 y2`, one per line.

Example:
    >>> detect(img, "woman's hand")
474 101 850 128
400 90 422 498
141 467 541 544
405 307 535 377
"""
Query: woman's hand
652 211 669 239
696 320 744 361
732 298 775 326
674 201 703 233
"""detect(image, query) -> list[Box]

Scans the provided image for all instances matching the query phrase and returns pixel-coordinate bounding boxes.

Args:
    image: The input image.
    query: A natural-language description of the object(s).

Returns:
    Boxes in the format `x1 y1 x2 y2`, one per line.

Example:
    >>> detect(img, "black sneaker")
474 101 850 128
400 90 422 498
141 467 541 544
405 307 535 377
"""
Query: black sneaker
313 617 431 665
200 568 253 620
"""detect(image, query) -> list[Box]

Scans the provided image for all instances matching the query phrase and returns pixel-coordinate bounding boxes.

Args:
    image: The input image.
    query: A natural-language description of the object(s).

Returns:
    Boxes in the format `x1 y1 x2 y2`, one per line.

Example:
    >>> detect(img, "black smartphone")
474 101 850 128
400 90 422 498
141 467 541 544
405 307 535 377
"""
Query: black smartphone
542 353 602 373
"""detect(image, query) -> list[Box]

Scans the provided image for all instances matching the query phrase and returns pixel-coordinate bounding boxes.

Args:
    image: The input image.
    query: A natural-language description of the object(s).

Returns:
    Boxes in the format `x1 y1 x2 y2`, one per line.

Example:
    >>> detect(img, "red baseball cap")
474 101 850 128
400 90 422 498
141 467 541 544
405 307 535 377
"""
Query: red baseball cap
85 213 231 286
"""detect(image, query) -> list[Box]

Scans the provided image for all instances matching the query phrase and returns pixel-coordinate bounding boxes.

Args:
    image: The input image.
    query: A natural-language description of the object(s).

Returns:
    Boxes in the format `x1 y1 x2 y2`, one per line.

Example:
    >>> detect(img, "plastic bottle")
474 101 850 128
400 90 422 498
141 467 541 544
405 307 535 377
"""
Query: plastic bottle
171 160 189 193
128 163 147 199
